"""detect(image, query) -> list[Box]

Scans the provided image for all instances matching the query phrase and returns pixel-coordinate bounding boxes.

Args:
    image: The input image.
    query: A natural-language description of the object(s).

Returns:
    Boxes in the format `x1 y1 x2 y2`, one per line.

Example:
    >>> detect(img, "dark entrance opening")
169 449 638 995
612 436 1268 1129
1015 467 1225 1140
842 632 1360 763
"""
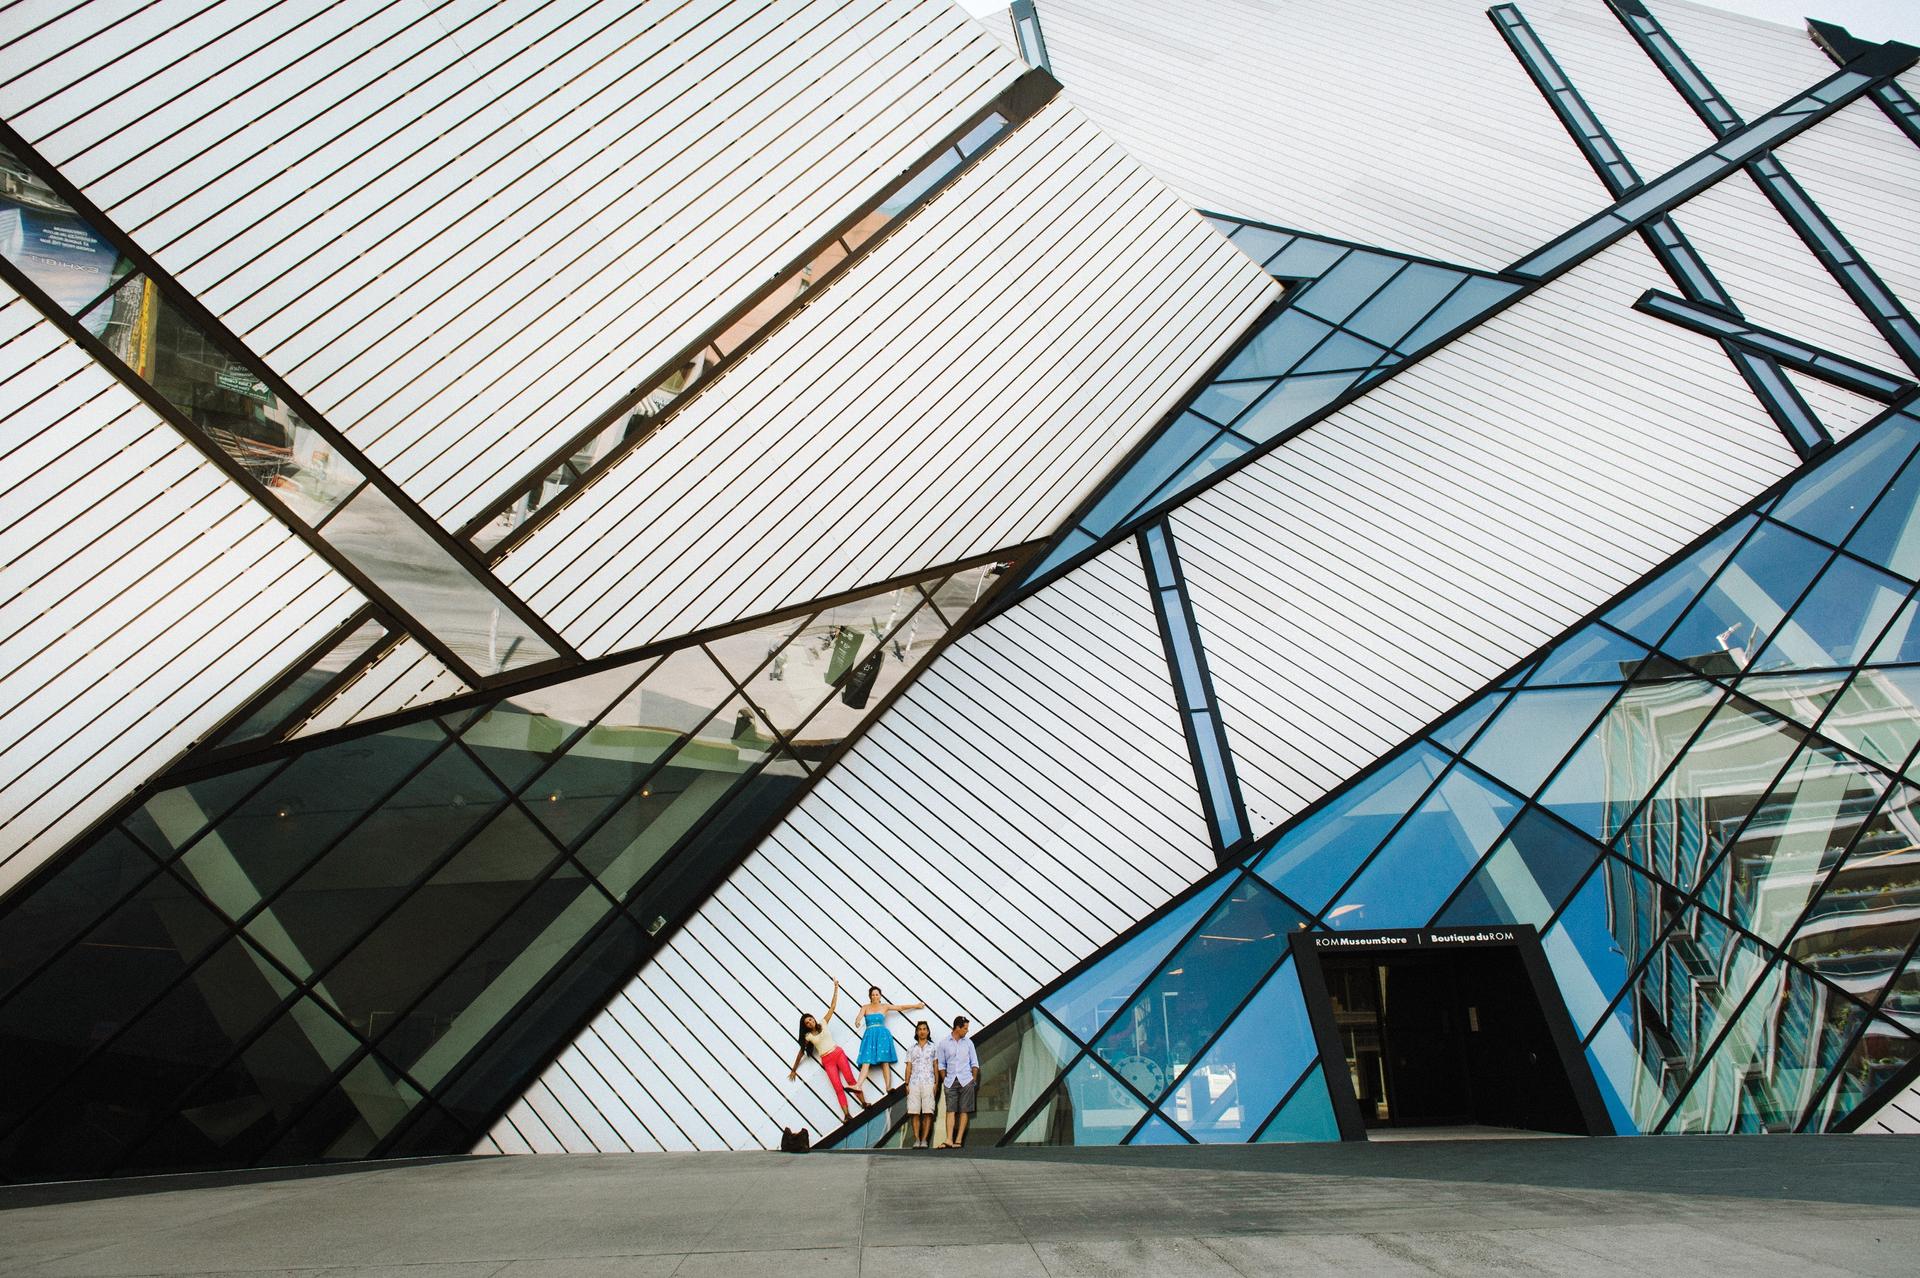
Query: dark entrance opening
1293 928 1608 1138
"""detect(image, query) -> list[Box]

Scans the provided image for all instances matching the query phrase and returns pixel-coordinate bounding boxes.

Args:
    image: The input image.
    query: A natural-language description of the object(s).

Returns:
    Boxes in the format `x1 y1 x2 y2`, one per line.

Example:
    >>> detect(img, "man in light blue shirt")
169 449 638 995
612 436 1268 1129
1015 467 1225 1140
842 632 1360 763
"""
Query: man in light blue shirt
934 1016 980 1148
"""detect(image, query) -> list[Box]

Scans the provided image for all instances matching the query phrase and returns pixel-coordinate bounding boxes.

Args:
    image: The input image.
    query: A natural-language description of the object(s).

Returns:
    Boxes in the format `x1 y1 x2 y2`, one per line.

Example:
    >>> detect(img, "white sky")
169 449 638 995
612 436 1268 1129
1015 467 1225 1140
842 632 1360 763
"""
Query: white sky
958 0 1920 44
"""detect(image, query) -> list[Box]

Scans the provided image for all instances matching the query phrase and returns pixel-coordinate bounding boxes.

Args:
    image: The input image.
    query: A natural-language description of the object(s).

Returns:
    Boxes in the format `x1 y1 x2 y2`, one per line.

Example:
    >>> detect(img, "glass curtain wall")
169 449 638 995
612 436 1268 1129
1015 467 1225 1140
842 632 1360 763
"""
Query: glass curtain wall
841 405 1920 1148
0 565 991 1181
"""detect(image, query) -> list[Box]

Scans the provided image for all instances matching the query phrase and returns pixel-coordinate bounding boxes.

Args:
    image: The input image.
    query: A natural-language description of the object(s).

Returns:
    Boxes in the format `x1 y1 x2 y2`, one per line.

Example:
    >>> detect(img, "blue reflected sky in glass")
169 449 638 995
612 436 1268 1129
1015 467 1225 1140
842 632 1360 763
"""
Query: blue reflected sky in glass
1326 764 1523 931
1253 743 1450 912
1525 622 1655 687
1429 688 1508 753
1844 454 1920 582
1750 553 1910 673
1465 684 1620 797
1771 411 1920 549
1542 859 1652 1037
1126 1114 1192 1145
1159 958 1317 1142
1661 521 1831 675
1041 877 1234 1043
1436 806 1605 928
1256 1065 1342 1143
1538 681 1723 841
1605 517 1756 648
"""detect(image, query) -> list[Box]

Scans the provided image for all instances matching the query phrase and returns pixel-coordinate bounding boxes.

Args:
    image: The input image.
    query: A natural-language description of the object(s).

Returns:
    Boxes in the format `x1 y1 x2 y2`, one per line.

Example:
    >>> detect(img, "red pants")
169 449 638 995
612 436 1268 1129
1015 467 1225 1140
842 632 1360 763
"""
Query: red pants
819 1047 858 1109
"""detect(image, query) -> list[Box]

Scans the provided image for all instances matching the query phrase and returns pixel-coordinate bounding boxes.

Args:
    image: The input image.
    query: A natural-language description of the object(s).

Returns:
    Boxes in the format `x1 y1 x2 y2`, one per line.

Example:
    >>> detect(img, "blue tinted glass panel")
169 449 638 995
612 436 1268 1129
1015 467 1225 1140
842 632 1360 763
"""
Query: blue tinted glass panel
1011 1053 1147 1146
1465 685 1619 797
1266 237 1349 279
1296 254 1404 324
1131 433 1254 517
1327 765 1522 931
1526 623 1654 686
1024 528 1096 585
1428 688 1507 753
1584 1043 1637 1134
1344 263 1466 347
1093 877 1307 1094
1293 330 1393 375
1751 554 1909 672
1606 517 1756 647
1661 522 1830 676
1231 373 1362 444
1081 414 1220 532
1221 310 1338 379
1869 596 1920 665
1162 959 1317 1142
1253 743 1450 911
1397 278 1519 353
1539 680 1722 841
1436 807 1604 928
1043 878 1232 1041
1190 378 1274 427
1541 859 1656 1036
1815 668 1920 778
1845 456 1920 580
1126 1114 1190 1145
1222 225 1295 267
1771 411 1920 547
1256 1065 1341 1143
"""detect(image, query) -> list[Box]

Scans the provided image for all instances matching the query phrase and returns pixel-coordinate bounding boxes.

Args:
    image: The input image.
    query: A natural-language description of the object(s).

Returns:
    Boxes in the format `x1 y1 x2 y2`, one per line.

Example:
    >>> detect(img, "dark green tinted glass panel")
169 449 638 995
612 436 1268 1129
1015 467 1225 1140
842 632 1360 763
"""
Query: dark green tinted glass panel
0 827 161 1003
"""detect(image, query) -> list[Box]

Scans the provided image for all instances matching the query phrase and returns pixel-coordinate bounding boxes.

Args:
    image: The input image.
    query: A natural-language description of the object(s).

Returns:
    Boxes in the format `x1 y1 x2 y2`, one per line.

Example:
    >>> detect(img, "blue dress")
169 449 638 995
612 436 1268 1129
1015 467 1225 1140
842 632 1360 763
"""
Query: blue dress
855 1012 897 1066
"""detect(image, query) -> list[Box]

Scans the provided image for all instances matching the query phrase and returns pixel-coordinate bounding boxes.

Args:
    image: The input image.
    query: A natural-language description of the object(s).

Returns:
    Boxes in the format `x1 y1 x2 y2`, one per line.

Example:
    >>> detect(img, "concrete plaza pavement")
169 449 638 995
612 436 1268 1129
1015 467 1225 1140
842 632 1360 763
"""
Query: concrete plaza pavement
3 1135 1919 1276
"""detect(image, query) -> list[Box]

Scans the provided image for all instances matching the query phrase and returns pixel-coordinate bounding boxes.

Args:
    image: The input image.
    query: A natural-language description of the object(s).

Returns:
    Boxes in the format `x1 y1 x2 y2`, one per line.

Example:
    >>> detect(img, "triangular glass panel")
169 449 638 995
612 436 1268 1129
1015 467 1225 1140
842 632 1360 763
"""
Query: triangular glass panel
1126 1114 1191 1145
1869 597 1920 666
1231 372 1362 444
1808 1016 1920 1132
1161 958 1317 1141
209 619 389 751
1263 237 1351 279
1326 762 1523 931
1093 876 1307 1096
1539 856 1670 1038
1396 277 1521 353
1605 516 1756 649
701 608 817 701
1427 687 1506 753
1732 670 1849 734
1293 330 1393 376
1191 378 1275 427
1749 553 1909 674
1436 806 1605 929
1464 684 1620 798
1818 669 1920 779
1256 1065 1342 1143
1524 622 1656 687
1538 677 1723 842
1783 788 1920 1008
1222 310 1339 380
458 658 660 796
1845 453 1920 581
1771 410 1920 549
1043 876 1235 1041
1498 661 1538 689
1254 742 1450 912
961 1009 1079 1148
1007 1053 1149 1147
1660 522 1831 677
1293 252 1404 325
1344 261 1474 347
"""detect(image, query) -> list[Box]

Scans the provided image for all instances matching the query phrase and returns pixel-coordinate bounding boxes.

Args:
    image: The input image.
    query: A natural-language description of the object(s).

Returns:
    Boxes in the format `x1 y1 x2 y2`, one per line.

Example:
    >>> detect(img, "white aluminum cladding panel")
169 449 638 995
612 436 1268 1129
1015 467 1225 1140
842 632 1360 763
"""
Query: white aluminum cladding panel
0 0 1024 529
1169 237 1802 837
481 539 1217 1152
1642 0 1842 121
496 96 1281 658
1776 103 1920 346
0 283 362 898
1031 0 1616 271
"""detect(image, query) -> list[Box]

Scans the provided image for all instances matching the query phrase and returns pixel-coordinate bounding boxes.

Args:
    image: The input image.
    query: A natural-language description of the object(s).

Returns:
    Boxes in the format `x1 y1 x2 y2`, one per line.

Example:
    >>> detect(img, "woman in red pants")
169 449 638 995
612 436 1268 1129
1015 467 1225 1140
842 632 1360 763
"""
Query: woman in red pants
788 979 868 1120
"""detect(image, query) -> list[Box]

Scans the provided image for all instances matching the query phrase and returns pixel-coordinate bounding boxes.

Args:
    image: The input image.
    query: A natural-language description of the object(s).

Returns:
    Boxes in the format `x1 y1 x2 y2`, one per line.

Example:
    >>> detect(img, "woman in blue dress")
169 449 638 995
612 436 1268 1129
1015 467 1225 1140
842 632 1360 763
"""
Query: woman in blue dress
855 985 925 1093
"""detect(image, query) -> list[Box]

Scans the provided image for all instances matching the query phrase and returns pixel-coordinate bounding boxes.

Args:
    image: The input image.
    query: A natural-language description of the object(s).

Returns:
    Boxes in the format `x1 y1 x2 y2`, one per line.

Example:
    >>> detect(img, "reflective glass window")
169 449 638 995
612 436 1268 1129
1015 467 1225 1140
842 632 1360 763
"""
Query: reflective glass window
1605 516 1755 648
1292 330 1391 375
1429 687 1506 753
1786 781 1920 1006
1465 684 1619 797
1231 372 1362 444
1254 743 1449 912
1010 1053 1147 1146
1265 237 1348 279
0 827 162 1003
955 1010 1076 1148
1661 521 1831 676
323 484 559 676
1343 263 1466 347
1752 554 1909 672
1160 960 1317 1142
1539 679 1722 842
1133 432 1254 513
1080 413 1219 532
1771 411 1920 547
1525 623 1654 687
1042 878 1233 1041
1220 309 1338 380
1808 1016 1920 1132
1092 877 1306 1100
1296 254 1403 324
1436 807 1604 928
1127 1114 1190 1144
1734 670 1849 735
1328 765 1521 930
456 661 656 796
1190 378 1274 427
215 620 389 748
254 1053 427 1165
0 141 132 317
1256 1065 1341 1142
1817 669 1920 779
1540 859 1660 1036
1869 596 1920 665
1845 456 1920 580
1397 278 1518 353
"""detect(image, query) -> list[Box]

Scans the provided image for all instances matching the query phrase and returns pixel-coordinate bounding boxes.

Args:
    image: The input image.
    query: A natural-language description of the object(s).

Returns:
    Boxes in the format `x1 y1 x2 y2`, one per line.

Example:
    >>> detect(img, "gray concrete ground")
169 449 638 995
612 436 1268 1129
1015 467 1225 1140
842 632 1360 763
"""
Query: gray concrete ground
3 1136 1919 1276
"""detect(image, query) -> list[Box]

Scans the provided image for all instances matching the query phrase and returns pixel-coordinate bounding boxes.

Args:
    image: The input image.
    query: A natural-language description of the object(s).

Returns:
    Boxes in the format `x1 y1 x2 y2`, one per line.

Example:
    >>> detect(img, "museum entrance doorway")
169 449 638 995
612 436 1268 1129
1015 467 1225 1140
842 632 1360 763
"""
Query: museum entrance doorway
1291 927 1609 1139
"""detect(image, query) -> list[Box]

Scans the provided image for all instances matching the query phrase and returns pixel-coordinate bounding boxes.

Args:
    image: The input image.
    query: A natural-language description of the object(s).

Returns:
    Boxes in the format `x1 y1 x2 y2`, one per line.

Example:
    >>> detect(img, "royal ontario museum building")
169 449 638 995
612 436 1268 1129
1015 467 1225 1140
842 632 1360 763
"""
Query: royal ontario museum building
5 0 1920 1181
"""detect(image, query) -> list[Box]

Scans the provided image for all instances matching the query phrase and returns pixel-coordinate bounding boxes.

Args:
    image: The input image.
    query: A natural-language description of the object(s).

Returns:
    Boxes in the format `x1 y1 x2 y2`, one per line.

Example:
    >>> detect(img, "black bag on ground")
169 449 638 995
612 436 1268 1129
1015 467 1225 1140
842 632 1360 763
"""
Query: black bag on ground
780 1127 811 1153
